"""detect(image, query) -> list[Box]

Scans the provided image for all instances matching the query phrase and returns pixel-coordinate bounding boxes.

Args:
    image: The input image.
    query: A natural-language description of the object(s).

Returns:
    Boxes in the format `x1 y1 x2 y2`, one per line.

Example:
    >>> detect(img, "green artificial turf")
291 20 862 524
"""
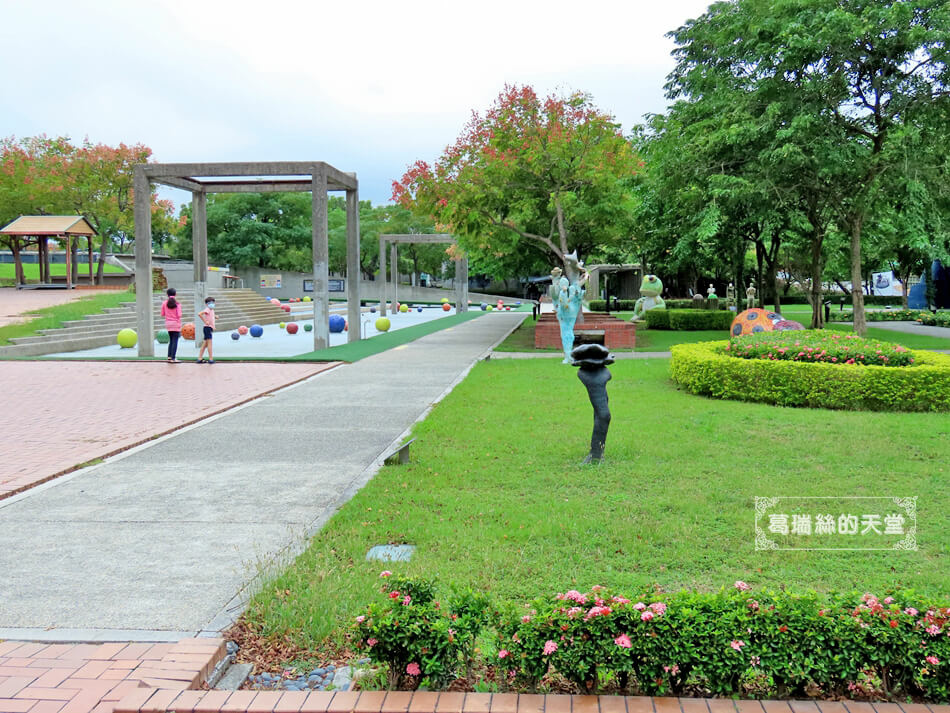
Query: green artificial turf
0 289 135 345
244 358 950 646
0 263 125 280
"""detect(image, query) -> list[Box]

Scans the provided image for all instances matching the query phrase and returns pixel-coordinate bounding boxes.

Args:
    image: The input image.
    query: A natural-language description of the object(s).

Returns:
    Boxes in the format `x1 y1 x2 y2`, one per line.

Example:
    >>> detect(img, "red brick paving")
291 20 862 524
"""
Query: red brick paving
0 361 337 499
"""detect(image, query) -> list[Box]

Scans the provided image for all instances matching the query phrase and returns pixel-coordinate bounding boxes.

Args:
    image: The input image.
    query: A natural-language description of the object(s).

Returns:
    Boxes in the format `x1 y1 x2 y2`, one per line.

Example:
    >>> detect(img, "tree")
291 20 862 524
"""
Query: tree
392 85 641 281
667 0 950 335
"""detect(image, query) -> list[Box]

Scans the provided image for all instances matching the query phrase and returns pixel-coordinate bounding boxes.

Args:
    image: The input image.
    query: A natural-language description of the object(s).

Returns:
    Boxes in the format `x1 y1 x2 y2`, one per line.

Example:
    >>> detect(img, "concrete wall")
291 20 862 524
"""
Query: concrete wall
161 263 228 291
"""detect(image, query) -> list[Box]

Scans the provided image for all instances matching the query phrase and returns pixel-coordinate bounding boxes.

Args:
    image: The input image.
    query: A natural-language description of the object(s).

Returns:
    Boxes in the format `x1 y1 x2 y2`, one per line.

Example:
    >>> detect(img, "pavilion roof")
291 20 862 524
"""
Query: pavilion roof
0 216 97 237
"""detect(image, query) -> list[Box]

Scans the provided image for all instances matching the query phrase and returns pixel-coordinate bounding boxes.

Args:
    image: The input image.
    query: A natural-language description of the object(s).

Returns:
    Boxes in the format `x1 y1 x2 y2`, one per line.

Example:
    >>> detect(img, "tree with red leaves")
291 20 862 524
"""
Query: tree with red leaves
392 85 641 279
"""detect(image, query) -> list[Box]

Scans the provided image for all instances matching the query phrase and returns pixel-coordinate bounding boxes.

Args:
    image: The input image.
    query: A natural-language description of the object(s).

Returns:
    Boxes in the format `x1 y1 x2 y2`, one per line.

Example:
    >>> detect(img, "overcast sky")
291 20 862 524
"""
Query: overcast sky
1 0 711 209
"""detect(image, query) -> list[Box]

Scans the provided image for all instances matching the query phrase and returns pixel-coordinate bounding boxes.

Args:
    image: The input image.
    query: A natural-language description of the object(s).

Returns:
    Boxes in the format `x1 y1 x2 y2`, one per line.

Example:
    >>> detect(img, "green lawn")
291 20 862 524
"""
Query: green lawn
244 358 950 646
0 262 125 280
0 289 134 345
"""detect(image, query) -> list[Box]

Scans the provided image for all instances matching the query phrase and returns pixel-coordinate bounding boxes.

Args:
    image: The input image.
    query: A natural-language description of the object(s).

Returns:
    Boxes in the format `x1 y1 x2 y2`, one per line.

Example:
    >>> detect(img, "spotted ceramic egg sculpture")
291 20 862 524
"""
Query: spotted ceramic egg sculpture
730 308 785 337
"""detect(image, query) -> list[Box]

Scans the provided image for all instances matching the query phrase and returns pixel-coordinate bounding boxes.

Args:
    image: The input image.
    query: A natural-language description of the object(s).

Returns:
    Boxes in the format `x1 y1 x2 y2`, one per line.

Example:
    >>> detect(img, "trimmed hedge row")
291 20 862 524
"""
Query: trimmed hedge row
646 309 735 330
588 299 638 311
670 340 950 411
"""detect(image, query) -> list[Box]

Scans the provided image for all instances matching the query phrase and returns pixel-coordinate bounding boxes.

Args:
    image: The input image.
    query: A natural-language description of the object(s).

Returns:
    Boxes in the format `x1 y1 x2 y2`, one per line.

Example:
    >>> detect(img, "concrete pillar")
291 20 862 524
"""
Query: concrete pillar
311 166 330 349
345 188 361 343
133 166 154 357
378 235 387 317
587 267 601 301
192 191 208 350
390 244 398 307
456 255 469 312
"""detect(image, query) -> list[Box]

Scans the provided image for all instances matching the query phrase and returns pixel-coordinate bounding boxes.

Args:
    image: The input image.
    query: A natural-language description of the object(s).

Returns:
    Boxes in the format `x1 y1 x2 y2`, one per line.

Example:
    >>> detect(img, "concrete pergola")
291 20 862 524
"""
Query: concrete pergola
377 234 468 317
133 162 360 357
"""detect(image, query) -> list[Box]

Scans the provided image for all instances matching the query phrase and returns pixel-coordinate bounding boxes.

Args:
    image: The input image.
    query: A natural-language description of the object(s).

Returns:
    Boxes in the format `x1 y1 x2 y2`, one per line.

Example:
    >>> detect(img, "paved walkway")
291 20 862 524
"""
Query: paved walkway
861 320 950 339
0 288 92 328
0 314 522 638
0 363 336 499
490 351 672 359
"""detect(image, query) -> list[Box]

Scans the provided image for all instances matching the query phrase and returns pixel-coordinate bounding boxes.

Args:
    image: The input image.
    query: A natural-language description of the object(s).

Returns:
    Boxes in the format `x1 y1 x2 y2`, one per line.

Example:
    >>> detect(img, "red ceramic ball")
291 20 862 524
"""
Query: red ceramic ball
238 325 249 335
286 322 299 334
442 303 451 311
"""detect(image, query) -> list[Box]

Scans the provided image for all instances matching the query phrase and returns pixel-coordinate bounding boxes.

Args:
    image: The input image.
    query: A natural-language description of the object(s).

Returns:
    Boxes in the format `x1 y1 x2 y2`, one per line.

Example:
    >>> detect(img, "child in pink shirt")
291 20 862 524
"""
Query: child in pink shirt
197 296 216 364
160 288 182 363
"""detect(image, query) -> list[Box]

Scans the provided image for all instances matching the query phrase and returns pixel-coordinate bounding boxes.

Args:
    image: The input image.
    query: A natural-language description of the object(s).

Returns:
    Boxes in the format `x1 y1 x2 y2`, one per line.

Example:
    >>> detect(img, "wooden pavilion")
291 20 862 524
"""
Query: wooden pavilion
0 215 98 289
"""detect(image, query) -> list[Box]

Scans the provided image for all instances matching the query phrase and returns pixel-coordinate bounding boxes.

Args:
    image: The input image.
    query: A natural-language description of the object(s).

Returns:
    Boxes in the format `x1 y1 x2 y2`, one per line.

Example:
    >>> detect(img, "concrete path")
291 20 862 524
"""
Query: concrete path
0 287 91 328
861 319 950 339
490 350 672 359
0 313 522 640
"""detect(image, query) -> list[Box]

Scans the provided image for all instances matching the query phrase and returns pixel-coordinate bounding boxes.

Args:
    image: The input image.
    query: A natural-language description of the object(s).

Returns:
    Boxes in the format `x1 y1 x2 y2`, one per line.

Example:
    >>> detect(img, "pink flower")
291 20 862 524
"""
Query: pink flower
380 571 392 577
566 606 584 618
584 605 612 620
543 640 558 655
564 590 587 604
926 655 940 665
904 607 919 616
521 615 532 623
926 625 941 635
633 602 646 611
730 640 745 651
611 596 631 605
591 585 605 591
663 664 680 675
355 615 366 623
748 600 759 611
366 638 378 647
389 591 401 600
614 634 632 648
641 611 654 621
498 649 510 659
406 662 421 676
750 655 760 666
402 595 412 606
649 602 667 615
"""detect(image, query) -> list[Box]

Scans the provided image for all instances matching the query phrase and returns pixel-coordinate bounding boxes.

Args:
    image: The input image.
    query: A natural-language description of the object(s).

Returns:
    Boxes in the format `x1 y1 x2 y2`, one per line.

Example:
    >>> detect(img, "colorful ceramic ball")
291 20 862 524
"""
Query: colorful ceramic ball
279 322 286 329
181 323 196 340
281 304 291 312
270 298 280 306
304 323 313 332
231 331 240 340
775 319 806 331
265 296 271 301
399 304 409 313
156 330 170 344
487 305 494 311
370 306 377 313
329 315 346 333
344 321 348 331
442 303 451 311
250 324 263 337
730 308 784 337
417 306 423 312
440 297 449 304
286 322 299 334
480 303 488 311
116 328 137 348
303 296 312 302
238 325 249 335
375 317 391 332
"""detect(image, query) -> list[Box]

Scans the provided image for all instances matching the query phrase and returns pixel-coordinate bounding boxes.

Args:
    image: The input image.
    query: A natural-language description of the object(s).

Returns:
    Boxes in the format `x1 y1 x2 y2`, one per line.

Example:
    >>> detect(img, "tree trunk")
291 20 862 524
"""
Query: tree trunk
11 239 24 285
850 215 867 336
755 243 764 308
809 231 825 329
70 239 79 285
96 235 108 285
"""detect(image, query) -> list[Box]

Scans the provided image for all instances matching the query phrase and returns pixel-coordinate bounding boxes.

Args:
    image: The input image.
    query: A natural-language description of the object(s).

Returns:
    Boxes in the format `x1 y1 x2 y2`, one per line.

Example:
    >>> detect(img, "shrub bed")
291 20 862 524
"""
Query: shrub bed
589 300 638 312
670 339 950 411
918 312 950 328
726 331 914 367
646 309 734 330
351 577 950 701
835 309 924 322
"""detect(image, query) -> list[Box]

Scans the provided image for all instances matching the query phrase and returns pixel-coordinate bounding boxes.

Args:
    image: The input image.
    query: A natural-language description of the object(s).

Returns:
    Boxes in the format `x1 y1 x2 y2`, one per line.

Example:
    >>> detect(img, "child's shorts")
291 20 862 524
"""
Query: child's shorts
203 326 214 340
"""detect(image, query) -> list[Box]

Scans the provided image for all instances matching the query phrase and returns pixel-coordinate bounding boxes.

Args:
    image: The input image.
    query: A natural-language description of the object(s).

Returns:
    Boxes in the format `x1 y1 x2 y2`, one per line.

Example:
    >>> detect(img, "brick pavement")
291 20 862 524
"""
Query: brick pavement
0 362 337 499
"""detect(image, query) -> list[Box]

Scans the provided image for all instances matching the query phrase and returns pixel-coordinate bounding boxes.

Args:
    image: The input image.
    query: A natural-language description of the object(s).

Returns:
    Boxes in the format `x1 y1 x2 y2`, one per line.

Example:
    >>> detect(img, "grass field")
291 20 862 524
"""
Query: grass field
244 358 950 646
0 289 134 345
0 263 125 280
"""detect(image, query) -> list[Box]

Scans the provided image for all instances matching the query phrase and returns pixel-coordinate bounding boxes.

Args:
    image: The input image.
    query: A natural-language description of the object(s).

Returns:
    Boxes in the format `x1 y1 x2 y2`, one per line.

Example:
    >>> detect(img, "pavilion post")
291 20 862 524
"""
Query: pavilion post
65 235 72 290
378 235 387 317
311 165 330 350
390 244 398 308
88 236 94 283
133 165 154 357
345 188 361 343
192 190 208 350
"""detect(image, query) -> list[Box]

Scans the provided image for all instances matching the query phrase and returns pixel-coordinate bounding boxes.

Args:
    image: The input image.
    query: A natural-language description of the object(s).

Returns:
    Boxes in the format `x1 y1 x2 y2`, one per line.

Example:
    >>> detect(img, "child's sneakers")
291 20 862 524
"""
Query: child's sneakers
196 359 206 364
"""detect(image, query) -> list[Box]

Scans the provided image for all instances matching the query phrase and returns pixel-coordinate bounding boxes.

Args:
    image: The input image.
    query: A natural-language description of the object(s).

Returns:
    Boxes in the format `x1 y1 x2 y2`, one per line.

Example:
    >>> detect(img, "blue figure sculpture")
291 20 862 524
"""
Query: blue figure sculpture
550 252 589 364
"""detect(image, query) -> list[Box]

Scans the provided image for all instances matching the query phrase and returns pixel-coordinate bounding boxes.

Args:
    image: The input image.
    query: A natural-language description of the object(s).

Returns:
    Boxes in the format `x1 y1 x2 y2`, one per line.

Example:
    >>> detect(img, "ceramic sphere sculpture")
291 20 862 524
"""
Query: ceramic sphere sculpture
440 297 449 304
375 317 391 332
303 296 312 302
730 308 785 337
238 325 249 335
442 303 451 311
155 330 170 344
270 298 281 306
181 323 196 340
231 331 240 340
286 322 299 334
279 322 286 329
417 306 423 312
329 315 346 333
116 328 137 348
281 304 291 312
480 303 488 311
304 323 313 332
249 324 263 337
399 303 409 313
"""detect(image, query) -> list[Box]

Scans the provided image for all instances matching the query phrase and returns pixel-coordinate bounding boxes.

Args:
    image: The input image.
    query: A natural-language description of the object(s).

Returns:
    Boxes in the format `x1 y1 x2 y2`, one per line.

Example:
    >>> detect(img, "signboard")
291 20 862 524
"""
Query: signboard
260 274 282 289
872 270 903 297
303 279 314 292
329 279 345 292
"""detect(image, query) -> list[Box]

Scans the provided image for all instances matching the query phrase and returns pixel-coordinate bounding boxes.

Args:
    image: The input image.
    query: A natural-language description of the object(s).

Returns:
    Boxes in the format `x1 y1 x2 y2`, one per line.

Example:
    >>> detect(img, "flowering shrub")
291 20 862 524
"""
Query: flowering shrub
917 312 950 328
670 341 950 411
723 331 914 367
836 309 926 322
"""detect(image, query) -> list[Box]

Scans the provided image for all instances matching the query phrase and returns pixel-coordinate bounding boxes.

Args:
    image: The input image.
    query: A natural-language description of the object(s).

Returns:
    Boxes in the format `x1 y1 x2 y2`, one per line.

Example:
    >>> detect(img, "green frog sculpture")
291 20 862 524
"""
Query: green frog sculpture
631 274 666 321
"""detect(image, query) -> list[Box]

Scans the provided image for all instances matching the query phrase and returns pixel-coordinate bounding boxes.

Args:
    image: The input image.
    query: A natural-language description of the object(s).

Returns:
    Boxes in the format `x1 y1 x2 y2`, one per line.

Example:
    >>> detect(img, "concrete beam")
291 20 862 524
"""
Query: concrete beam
151 176 205 193
378 234 387 317
379 234 456 244
345 188 361 343
143 162 356 191
390 244 398 308
311 167 330 350
133 166 154 357
195 181 315 193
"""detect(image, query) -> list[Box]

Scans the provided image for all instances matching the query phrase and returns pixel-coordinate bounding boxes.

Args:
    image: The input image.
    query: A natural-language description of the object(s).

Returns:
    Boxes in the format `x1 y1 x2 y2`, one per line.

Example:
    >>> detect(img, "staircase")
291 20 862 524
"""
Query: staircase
1 289 289 357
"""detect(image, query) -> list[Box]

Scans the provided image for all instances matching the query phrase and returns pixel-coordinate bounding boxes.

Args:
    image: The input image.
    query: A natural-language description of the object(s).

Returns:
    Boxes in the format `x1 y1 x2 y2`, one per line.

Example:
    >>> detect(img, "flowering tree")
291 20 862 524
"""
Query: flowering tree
392 85 641 279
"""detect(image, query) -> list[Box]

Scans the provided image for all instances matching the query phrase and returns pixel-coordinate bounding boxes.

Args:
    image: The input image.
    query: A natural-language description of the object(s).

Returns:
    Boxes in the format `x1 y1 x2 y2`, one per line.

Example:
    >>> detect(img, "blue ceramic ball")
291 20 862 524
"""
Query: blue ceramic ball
329 315 346 333
480 303 488 311
370 306 377 313
231 331 240 340
249 324 263 338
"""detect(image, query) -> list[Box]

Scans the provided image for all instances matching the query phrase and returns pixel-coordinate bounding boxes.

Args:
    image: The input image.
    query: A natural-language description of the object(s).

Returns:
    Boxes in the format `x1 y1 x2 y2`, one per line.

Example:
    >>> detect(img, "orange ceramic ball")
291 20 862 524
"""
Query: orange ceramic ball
442 303 451 311
181 322 196 340
730 308 784 337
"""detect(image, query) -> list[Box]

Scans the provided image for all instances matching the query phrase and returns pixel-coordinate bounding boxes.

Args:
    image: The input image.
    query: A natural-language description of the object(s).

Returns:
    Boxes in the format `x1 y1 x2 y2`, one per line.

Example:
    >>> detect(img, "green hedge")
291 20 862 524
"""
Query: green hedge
588 299 638 312
646 309 734 330
670 341 950 411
